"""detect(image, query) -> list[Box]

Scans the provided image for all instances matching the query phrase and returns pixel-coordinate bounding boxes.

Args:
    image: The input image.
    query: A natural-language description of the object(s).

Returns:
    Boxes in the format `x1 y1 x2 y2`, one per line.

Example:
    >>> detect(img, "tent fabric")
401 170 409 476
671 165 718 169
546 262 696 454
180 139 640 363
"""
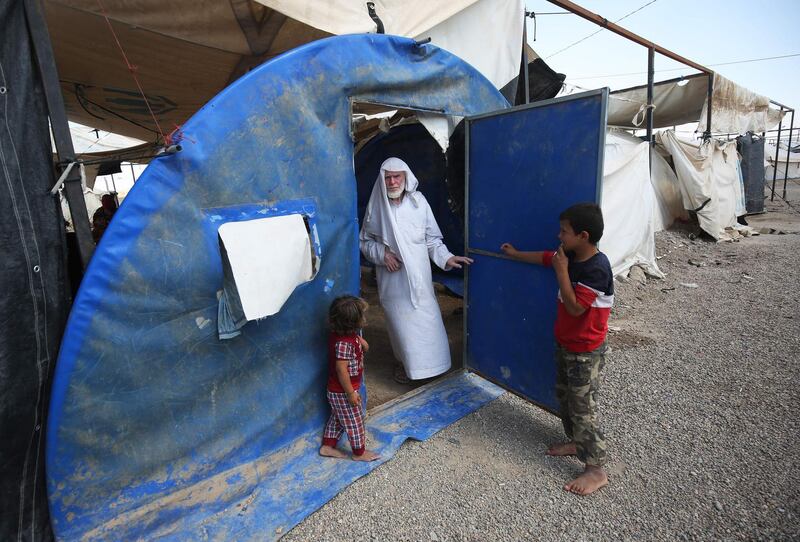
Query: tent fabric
765 142 800 180
650 147 689 232
255 0 524 90
46 0 331 140
0 2 69 540
608 75 708 129
697 74 785 135
657 131 748 240
608 73 785 134
46 0 522 141
255 0 480 37
46 34 509 540
737 134 766 214
600 131 663 278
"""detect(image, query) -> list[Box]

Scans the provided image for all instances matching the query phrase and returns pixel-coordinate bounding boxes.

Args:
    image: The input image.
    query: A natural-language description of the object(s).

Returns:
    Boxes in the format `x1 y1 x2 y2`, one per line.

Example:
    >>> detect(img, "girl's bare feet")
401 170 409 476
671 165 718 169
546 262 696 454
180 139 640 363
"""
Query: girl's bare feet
546 441 577 456
564 465 608 495
353 449 381 462
319 445 347 459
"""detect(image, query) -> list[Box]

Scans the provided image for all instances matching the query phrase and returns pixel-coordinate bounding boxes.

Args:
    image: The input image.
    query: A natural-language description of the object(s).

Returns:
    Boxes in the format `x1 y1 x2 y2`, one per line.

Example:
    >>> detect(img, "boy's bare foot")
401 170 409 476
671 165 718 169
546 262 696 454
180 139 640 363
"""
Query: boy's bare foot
564 465 608 496
353 449 381 462
546 442 577 456
319 445 347 459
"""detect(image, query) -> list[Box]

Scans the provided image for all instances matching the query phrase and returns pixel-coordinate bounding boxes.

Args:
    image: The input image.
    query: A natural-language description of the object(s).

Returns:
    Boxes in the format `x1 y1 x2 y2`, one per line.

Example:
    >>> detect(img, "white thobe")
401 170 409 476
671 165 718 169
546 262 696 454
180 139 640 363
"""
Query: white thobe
360 195 454 380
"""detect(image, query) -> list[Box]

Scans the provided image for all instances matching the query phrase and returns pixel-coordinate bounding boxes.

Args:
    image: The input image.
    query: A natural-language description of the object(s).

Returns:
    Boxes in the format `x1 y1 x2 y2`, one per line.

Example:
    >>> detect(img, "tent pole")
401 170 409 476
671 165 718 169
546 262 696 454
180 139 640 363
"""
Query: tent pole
521 12 530 105
646 47 654 148
771 110 783 201
782 110 795 200
23 0 94 268
704 73 713 141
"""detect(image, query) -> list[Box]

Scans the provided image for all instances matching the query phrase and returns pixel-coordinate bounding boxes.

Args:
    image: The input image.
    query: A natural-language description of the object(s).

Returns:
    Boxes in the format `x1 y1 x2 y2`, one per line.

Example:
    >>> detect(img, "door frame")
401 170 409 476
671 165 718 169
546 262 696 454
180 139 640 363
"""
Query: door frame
462 88 609 412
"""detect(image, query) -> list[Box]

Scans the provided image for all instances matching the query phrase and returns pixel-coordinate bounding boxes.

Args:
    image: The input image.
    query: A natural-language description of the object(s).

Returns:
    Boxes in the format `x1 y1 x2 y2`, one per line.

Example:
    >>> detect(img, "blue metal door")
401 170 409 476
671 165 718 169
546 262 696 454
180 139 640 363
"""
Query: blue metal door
464 89 608 412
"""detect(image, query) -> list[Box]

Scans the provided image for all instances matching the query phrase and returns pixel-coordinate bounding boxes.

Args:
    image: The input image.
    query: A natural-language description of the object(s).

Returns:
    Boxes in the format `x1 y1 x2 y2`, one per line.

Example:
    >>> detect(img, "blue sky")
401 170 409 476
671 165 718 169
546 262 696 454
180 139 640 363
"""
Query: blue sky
524 0 799 115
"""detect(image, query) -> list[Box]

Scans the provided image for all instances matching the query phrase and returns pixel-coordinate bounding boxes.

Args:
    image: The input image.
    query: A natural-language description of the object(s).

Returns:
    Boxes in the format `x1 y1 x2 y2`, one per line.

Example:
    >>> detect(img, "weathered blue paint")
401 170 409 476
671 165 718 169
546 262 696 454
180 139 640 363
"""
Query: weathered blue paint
46 34 508 539
465 90 608 411
79 372 503 541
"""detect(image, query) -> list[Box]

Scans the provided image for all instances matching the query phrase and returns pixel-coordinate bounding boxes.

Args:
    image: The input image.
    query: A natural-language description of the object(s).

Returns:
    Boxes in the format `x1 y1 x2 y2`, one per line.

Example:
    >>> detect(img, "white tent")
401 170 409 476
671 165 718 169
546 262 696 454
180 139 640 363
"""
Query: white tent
656 131 748 241
601 130 663 278
766 142 800 180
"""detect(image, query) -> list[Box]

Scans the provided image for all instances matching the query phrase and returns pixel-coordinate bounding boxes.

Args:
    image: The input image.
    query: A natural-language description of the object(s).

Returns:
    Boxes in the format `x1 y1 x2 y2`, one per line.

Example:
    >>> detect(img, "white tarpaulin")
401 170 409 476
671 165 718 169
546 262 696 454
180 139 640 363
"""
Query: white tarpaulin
766 142 800 180
608 75 708 129
657 131 747 241
698 74 785 135
256 0 524 90
600 130 662 278
64 122 146 156
608 73 785 134
650 147 688 232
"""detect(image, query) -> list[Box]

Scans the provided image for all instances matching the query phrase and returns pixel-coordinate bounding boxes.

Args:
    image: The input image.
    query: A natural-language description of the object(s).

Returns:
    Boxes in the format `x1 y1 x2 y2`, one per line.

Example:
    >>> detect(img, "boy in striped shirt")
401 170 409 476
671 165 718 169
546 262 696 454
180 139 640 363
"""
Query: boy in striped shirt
501 202 613 496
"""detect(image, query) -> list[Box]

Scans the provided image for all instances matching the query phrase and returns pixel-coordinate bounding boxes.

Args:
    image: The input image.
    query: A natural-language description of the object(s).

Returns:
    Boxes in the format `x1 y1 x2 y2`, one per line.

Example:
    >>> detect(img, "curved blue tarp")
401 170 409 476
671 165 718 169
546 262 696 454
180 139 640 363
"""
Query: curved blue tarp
47 34 508 539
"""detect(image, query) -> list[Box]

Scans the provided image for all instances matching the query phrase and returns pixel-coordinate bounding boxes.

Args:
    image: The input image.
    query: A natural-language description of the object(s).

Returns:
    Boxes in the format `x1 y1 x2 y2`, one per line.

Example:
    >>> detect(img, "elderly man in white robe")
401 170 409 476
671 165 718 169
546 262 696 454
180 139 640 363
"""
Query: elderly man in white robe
359 157 472 384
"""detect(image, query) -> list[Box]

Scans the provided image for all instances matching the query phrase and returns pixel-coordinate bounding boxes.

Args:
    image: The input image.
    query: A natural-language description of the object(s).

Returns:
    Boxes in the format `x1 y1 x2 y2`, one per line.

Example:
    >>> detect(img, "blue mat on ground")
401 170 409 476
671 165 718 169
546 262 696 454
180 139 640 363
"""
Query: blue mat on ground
80 371 503 540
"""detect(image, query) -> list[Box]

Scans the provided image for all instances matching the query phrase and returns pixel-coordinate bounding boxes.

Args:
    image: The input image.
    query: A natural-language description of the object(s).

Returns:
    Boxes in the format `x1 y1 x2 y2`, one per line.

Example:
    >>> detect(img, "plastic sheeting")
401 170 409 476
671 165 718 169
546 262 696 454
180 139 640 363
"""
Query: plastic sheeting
698 74 785 135
608 74 785 134
657 131 747 240
766 142 800 180
738 134 766 214
46 0 521 141
608 75 708 129
601 131 663 277
650 147 688 232
47 34 509 540
257 0 524 90
0 2 67 539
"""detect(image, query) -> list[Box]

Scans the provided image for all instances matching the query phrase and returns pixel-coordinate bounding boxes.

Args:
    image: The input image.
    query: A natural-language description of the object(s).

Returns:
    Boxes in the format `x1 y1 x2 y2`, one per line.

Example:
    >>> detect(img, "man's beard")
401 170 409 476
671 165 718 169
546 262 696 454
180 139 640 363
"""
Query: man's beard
387 188 404 199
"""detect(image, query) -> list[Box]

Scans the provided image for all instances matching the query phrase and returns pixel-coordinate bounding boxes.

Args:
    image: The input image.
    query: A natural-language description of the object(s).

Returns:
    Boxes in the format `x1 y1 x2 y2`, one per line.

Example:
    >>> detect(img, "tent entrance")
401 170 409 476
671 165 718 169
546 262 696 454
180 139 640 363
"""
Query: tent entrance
351 101 466 410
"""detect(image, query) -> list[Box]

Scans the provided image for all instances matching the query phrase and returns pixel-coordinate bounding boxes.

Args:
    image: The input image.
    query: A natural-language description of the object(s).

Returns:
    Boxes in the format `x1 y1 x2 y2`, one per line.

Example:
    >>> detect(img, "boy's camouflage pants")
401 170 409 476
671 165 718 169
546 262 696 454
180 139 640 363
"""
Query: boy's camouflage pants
554 342 607 466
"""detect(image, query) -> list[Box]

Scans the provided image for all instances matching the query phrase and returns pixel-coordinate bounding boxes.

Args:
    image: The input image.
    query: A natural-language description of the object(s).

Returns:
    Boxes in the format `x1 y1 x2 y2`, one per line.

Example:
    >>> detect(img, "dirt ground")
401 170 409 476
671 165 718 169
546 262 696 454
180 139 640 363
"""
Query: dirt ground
286 185 800 541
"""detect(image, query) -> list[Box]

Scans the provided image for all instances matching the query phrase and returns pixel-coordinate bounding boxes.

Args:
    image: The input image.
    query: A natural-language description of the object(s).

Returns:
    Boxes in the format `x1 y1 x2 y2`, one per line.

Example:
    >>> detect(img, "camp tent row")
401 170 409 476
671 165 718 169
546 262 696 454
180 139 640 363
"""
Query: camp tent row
2 1 792 541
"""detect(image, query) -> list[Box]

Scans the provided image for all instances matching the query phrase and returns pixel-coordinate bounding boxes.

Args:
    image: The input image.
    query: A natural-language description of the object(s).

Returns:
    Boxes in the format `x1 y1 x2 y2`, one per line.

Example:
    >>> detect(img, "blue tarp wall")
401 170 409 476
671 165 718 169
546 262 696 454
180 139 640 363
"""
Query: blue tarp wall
46 34 508 540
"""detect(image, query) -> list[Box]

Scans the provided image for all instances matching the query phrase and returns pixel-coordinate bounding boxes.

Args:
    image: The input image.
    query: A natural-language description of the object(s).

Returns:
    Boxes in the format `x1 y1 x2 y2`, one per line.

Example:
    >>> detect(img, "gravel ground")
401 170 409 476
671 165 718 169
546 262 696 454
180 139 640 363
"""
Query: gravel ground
285 197 800 542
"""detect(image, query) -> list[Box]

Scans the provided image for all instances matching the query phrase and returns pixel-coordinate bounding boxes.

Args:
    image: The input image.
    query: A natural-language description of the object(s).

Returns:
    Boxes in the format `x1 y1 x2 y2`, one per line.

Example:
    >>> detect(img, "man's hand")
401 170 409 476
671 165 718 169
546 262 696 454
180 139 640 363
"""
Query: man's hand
384 250 402 272
500 243 518 257
357 336 369 352
552 245 569 276
446 255 474 270
348 390 361 407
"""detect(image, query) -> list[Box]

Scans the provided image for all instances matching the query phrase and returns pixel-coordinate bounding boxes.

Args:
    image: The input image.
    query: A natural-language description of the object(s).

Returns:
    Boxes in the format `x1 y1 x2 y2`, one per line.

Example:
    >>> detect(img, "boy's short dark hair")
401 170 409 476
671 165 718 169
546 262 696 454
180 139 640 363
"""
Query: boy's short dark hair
329 296 368 335
560 203 604 244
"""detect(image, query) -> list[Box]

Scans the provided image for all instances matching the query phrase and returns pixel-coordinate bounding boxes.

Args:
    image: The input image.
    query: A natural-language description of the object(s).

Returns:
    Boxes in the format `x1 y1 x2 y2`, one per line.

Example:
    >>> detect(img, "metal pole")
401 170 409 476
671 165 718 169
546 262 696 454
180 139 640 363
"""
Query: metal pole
783 110 795 199
771 110 784 201
23 0 94 266
521 12 530 105
704 73 714 140
646 47 654 147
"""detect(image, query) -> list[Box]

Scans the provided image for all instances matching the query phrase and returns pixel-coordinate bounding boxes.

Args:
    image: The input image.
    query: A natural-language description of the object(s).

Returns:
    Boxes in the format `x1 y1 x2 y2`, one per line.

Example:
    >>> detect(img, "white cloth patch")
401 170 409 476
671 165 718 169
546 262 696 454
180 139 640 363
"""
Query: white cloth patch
218 214 314 320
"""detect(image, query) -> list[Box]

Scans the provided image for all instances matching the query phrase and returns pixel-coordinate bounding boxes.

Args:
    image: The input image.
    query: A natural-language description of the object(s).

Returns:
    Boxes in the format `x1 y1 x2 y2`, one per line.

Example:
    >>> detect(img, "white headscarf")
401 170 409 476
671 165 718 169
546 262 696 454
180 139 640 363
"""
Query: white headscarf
362 157 422 253
361 157 424 304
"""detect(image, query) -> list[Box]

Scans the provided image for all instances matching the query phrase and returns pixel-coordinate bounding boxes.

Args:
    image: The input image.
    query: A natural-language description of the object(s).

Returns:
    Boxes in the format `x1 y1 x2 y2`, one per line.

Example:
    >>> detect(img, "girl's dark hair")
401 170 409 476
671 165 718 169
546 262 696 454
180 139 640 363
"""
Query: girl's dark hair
329 296 368 335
